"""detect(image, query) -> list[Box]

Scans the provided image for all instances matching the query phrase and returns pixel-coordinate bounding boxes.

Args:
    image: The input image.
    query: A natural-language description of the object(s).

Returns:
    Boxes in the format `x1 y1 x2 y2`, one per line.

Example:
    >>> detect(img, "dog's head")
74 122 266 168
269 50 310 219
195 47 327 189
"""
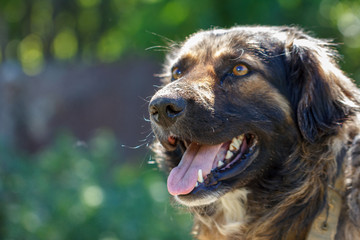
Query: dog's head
148 26 358 206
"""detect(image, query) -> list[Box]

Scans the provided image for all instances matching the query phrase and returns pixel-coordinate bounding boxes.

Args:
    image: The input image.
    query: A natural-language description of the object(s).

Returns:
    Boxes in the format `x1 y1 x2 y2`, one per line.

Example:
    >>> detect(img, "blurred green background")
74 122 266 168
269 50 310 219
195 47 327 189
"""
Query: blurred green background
0 0 359 239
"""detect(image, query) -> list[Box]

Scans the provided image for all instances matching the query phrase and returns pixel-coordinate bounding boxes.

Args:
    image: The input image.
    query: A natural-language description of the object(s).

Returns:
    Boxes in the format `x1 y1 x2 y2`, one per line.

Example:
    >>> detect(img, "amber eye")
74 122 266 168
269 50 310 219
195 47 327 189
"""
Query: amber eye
232 64 249 76
171 67 183 80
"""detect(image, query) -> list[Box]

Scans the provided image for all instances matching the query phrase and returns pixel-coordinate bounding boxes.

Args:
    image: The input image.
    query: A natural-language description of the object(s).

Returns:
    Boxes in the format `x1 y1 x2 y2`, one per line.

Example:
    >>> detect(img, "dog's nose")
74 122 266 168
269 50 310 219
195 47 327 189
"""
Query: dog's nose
149 96 186 127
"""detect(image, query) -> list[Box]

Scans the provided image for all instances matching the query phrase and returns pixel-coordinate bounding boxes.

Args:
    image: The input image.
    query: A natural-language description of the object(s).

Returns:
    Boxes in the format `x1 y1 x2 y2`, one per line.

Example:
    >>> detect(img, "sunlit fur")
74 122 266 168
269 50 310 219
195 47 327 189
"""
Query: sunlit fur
150 26 360 239
192 189 249 240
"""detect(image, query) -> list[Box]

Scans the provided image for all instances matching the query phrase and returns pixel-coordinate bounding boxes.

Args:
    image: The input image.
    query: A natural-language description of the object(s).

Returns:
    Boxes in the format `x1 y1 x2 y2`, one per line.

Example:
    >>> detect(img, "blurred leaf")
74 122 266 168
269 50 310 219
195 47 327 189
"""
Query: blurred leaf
78 8 101 35
97 28 125 62
3 0 26 23
77 0 101 8
30 0 53 37
160 1 190 26
52 28 79 60
278 0 301 10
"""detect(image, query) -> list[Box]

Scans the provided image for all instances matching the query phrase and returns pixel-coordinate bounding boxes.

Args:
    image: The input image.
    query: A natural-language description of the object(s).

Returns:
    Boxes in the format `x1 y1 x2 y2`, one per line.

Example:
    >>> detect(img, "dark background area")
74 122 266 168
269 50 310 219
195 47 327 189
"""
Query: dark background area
0 0 359 239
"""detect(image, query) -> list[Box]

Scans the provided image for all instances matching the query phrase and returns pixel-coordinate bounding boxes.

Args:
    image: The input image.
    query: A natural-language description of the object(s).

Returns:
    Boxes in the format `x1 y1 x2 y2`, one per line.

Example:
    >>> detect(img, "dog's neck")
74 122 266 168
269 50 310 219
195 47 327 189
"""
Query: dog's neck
306 174 344 240
192 189 250 240
191 137 347 240
193 182 343 240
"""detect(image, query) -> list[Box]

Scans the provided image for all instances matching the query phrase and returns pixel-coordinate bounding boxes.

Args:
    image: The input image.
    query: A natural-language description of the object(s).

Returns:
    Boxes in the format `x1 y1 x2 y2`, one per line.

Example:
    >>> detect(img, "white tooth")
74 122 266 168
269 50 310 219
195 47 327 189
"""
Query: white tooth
237 134 244 142
229 144 236 151
230 138 241 151
218 160 224 167
225 150 234 160
195 182 199 187
198 169 204 183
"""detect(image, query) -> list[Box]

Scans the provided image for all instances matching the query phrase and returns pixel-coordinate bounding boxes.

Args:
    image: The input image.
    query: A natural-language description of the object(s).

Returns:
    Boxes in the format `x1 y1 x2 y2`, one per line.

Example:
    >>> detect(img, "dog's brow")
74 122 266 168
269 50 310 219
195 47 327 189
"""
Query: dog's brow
175 54 197 67
214 50 245 62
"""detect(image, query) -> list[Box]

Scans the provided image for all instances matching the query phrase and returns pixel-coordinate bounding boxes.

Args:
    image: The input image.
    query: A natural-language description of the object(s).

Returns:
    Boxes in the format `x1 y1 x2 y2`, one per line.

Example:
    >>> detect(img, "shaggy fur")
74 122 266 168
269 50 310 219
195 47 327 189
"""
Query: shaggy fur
148 26 360 240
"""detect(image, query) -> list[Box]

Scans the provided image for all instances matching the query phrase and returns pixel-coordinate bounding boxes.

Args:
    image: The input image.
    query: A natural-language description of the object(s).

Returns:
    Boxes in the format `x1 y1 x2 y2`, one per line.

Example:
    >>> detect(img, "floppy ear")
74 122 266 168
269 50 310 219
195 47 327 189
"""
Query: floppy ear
285 31 358 143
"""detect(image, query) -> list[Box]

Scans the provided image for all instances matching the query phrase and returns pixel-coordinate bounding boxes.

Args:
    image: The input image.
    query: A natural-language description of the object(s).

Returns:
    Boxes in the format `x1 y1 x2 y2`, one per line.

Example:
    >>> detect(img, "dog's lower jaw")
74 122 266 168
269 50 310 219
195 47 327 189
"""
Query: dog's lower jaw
191 189 250 240
174 194 219 207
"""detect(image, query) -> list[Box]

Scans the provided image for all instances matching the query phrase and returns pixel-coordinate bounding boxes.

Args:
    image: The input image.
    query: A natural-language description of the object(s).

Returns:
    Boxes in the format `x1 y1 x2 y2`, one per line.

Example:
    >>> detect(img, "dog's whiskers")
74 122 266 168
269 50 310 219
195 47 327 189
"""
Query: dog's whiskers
145 45 173 52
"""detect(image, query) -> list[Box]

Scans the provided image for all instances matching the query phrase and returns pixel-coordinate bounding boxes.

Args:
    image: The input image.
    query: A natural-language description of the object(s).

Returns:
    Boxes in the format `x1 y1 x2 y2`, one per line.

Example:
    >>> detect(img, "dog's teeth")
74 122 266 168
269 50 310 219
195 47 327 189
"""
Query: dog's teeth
229 135 244 151
225 150 234 160
218 160 224 167
198 169 204 183
195 182 199 187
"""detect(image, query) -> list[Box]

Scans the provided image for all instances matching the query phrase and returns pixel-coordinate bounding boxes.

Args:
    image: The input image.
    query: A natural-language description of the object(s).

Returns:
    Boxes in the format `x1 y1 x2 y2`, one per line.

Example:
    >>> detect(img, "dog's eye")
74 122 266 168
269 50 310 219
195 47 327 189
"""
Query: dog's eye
172 67 183 80
232 64 249 76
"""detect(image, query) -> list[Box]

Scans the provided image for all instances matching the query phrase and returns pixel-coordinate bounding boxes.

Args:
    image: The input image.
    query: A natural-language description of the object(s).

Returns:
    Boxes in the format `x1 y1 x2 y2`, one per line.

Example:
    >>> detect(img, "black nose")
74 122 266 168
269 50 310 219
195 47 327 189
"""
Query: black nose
149 96 186 127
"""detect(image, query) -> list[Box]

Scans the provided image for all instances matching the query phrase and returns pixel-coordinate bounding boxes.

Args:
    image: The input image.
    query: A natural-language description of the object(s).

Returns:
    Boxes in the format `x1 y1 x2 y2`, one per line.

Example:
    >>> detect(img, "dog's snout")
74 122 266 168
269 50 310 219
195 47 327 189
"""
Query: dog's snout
149 96 186 127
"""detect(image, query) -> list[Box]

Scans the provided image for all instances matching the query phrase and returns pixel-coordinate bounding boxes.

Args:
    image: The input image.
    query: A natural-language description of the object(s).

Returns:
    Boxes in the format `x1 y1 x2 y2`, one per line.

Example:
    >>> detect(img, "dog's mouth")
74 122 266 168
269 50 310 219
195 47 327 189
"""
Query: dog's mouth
165 133 258 197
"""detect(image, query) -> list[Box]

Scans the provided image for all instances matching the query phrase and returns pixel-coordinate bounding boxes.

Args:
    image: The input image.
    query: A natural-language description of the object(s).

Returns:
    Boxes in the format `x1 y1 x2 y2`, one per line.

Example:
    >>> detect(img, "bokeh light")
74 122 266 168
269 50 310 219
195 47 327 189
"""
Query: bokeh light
81 185 104 207
18 34 44 75
52 28 79 60
97 28 125 62
160 1 190 26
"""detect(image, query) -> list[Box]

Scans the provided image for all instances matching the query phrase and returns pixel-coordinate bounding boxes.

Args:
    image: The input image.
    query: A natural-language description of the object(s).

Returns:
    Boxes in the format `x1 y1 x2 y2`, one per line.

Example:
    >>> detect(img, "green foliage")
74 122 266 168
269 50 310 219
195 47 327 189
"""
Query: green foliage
0 0 359 80
0 132 192 240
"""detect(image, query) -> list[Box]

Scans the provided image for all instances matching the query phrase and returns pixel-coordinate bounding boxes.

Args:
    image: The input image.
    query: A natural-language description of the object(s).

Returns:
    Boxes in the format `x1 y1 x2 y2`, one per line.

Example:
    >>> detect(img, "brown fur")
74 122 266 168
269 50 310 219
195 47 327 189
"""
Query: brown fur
149 26 360 239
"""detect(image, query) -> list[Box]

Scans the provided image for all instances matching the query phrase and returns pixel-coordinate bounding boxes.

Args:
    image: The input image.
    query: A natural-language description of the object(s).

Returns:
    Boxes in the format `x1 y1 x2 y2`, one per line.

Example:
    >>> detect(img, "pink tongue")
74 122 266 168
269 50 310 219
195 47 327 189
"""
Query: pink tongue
167 143 223 196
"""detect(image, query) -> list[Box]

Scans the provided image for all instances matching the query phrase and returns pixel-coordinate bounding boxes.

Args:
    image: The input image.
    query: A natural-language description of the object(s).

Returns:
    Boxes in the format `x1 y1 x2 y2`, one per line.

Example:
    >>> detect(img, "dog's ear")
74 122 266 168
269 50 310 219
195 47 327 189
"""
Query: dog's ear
284 29 358 143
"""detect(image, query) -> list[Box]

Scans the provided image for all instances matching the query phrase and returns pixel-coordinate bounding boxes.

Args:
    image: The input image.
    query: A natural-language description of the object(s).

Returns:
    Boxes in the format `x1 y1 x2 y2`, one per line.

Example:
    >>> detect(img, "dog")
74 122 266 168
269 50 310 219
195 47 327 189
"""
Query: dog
148 26 360 240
